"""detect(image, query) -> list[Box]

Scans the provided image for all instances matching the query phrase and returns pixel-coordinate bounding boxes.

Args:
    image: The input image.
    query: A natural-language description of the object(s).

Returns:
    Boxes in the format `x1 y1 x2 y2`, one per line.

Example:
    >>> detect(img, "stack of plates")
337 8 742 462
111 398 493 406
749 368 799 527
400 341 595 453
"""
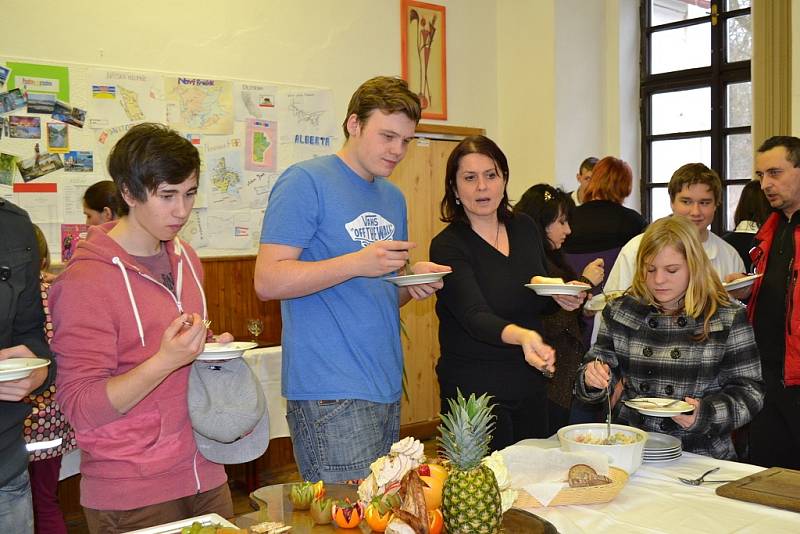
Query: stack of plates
643 432 682 463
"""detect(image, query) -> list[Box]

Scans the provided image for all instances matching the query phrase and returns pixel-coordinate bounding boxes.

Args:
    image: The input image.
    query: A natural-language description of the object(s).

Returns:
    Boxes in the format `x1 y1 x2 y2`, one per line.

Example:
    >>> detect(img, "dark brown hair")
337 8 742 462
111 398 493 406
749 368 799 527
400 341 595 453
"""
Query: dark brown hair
440 135 513 224
757 135 800 167
83 180 121 219
733 179 770 227
342 77 421 139
107 123 200 215
667 163 722 206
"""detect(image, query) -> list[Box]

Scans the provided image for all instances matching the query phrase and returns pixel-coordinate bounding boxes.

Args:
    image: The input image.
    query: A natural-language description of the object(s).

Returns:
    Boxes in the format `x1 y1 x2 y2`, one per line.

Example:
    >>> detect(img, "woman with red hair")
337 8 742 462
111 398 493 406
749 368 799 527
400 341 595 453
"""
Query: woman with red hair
563 156 646 265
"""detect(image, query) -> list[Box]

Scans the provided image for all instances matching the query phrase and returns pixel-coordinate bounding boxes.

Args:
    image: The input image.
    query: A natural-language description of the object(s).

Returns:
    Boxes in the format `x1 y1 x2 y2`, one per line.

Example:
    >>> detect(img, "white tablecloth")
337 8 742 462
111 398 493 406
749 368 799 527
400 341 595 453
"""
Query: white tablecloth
243 346 290 440
513 439 800 533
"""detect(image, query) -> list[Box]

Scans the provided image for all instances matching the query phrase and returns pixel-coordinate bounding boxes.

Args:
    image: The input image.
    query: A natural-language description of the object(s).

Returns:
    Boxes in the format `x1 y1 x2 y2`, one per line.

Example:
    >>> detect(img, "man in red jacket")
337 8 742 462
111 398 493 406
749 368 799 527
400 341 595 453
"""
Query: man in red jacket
748 135 800 469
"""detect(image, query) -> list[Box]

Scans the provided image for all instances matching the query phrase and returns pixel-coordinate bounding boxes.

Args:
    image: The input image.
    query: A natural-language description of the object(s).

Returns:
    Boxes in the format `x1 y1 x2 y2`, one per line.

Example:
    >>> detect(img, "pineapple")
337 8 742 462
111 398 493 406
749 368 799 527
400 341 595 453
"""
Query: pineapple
437 390 503 534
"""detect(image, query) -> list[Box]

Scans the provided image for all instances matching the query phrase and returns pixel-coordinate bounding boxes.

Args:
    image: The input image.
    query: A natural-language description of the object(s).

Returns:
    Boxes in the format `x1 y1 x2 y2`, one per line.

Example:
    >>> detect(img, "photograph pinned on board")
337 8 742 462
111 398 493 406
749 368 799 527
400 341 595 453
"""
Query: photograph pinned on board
0 66 10 87
0 152 18 186
47 122 69 153
61 224 88 262
17 150 63 182
0 88 26 114
64 150 93 172
27 92 57 114
8 116 41 139
52 100 86 128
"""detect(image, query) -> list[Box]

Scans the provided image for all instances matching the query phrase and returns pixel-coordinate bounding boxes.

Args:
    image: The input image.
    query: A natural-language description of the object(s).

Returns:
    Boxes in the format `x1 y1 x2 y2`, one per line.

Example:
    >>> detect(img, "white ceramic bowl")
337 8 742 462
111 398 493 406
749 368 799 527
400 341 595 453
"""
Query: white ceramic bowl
557 423 648 475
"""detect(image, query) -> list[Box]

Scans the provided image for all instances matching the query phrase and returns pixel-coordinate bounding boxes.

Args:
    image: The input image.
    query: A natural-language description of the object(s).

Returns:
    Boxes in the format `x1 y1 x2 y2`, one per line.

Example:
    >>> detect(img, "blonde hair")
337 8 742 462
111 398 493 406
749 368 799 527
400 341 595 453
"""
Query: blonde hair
630 216 730 340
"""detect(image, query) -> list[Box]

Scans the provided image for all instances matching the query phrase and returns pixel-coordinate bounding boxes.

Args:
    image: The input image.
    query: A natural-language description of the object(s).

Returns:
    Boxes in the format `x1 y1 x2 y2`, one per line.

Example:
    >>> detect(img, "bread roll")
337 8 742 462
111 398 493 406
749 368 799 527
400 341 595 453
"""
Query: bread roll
531 276 565 285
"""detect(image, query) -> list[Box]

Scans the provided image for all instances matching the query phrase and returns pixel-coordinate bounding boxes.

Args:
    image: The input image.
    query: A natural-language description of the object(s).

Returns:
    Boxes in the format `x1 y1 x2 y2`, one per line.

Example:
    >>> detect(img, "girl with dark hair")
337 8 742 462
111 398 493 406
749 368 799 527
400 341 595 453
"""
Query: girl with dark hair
723 180 771 271
430 136 588 450
514 185 604 433
82 180 120 226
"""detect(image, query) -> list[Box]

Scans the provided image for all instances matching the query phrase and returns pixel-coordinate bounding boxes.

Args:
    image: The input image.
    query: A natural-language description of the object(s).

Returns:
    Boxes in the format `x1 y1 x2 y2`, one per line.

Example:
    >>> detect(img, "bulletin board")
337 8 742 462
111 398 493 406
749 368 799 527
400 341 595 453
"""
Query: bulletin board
0 57 340 261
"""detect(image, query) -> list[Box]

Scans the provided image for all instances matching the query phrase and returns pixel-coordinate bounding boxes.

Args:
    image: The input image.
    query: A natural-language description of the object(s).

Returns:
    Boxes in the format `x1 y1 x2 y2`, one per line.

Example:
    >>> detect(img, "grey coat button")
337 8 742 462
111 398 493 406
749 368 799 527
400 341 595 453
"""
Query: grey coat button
677 316 687 327
643 347 653 357
670 348 681 359
648 318 658 328
665 385 674 395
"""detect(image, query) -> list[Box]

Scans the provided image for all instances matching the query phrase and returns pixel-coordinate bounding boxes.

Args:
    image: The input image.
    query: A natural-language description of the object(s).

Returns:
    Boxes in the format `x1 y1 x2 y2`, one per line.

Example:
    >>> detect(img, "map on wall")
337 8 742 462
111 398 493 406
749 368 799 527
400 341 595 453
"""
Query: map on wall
87 69 166 128
165 76 233 134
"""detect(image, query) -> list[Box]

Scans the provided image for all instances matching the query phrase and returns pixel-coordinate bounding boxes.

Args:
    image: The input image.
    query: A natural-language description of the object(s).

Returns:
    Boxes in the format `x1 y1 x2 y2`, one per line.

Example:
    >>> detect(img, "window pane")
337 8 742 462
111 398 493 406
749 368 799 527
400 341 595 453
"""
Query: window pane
727 133 753 181
651 187 672 222
727 0 751 11
651 137 711 183
651 87 711 135
727 15 752 62
726 183 745 231
650 0 708 26
727 82 751 127
651 23 711 74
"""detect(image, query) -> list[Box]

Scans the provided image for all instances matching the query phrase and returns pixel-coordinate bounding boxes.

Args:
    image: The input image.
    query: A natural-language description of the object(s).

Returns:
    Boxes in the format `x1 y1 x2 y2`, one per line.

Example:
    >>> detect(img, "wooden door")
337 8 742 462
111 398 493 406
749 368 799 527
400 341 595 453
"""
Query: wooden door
389 125 482 430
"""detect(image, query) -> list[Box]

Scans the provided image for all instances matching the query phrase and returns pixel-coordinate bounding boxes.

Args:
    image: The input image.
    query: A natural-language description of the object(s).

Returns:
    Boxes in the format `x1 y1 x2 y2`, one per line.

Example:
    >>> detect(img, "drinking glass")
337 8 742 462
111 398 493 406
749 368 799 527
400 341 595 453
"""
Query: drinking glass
246 318 264 343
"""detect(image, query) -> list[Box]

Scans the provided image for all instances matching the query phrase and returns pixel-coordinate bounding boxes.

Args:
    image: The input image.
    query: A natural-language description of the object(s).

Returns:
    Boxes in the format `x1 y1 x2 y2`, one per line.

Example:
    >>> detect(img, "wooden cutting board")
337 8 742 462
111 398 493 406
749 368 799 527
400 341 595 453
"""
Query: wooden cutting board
716 467 800 513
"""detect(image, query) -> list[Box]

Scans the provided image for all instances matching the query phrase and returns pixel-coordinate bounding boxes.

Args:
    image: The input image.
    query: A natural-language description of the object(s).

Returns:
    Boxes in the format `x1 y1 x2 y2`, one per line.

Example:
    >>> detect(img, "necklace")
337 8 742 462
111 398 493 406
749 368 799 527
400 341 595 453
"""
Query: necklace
494 221 501 249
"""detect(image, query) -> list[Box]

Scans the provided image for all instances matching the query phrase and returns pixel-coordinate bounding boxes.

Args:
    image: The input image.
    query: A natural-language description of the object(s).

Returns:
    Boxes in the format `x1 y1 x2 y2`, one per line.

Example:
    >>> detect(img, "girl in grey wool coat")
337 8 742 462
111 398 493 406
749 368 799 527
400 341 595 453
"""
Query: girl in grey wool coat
575 216 764 460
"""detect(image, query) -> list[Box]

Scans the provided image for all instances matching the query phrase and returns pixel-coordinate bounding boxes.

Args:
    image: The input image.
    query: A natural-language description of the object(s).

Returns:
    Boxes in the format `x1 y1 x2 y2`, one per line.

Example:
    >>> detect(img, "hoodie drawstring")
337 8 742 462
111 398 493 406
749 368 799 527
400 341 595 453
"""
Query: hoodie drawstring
175 238 208 320
112 256 146 347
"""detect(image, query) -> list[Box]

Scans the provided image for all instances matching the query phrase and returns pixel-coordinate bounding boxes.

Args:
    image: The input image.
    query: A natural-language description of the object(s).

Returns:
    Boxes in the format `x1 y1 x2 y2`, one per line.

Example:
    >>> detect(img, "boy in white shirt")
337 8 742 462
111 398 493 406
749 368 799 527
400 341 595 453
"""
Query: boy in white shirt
605 163 745 296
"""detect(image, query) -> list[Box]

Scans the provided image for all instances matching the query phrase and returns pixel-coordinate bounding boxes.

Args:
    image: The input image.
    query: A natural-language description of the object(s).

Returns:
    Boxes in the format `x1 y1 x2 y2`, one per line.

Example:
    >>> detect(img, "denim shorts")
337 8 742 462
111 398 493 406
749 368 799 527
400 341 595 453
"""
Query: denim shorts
286 399 400 483
0 469 34 534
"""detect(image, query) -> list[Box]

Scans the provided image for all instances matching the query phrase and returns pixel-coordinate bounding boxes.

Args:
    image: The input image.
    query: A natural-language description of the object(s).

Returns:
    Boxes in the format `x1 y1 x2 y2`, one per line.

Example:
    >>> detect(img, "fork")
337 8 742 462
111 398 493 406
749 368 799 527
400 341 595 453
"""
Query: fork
183 318 212 328
678 467 720 485
627 398 682 408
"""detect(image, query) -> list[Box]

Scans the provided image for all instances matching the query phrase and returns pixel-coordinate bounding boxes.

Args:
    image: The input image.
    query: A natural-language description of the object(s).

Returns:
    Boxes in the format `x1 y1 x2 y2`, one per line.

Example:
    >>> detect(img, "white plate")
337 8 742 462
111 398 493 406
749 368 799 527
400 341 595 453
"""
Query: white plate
722 273 762 291
525 283 591 296
124 513 235 533
0 358 50 382
643 453 682 463
196 341 258 361
644 432 682 451
383 271 451 287
624 397 694 417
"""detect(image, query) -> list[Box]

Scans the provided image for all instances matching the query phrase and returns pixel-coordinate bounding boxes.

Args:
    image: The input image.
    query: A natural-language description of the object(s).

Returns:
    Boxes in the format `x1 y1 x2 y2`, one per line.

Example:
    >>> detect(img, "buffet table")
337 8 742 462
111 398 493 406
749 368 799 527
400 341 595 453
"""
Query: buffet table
515 439 800 533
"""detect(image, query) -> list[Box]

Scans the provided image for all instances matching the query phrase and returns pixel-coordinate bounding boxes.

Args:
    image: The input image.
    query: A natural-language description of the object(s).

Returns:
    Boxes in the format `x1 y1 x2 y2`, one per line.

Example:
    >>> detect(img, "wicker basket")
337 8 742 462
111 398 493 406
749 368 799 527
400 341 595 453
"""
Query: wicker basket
512 467 629 508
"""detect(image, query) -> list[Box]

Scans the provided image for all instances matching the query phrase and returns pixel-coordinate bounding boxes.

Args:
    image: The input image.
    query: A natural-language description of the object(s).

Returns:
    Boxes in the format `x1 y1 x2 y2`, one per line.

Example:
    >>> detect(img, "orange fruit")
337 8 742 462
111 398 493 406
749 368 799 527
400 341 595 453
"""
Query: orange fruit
420 475 443 511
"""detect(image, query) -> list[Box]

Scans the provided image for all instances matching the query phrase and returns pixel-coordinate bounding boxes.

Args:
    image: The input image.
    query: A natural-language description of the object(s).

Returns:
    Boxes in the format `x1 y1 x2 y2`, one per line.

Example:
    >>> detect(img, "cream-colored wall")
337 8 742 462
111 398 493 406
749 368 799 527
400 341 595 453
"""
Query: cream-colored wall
497 0 557 203
0 0 497 140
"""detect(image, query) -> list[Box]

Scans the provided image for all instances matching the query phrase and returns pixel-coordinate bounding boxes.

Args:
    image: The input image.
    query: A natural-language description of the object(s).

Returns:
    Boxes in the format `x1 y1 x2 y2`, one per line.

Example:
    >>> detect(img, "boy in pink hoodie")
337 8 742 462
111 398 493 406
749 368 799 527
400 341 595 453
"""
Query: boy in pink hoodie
50 123 234 532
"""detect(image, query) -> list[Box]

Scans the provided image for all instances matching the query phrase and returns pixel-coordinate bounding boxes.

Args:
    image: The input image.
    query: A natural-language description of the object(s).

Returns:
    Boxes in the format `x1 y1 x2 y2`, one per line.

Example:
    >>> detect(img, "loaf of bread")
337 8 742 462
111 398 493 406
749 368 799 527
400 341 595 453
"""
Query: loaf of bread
531 276 565 285
567 464 612 488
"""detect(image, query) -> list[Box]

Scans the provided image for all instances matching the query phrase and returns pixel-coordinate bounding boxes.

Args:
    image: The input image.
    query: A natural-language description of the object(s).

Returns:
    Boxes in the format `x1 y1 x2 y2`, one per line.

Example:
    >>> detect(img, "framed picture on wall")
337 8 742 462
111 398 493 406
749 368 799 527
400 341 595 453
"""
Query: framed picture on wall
401 0 447 120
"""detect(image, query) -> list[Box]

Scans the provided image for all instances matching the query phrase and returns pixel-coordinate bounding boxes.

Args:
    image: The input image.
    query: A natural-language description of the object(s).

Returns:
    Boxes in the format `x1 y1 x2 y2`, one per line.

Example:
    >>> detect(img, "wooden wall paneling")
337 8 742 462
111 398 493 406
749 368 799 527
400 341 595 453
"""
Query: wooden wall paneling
392 137 457 426
201 256 282 346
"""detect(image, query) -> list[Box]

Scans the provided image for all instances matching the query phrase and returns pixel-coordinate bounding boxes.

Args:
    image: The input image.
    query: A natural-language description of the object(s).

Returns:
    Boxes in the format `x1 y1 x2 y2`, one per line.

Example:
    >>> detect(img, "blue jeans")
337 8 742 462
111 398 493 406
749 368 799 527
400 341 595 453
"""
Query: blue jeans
286 399 400 483
0 469 34 534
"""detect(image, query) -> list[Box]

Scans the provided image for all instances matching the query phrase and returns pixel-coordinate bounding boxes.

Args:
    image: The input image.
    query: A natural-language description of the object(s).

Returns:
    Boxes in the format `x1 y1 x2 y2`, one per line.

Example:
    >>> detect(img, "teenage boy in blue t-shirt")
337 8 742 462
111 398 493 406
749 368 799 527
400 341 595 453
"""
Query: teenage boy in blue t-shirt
256 76 450 483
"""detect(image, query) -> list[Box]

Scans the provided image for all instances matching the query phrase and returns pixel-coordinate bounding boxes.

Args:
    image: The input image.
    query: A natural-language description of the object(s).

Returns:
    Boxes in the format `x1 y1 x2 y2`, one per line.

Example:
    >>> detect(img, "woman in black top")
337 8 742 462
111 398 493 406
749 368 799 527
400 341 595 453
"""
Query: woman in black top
514 185 604 434
430 136 587 450
562 156 647 257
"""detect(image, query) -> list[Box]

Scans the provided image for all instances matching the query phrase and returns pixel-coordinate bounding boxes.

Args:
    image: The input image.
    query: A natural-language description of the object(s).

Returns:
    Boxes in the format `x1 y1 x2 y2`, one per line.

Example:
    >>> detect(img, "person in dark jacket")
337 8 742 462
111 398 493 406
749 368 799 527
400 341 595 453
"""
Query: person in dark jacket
514 184 604 434
0 199 55 533
722 179 770 272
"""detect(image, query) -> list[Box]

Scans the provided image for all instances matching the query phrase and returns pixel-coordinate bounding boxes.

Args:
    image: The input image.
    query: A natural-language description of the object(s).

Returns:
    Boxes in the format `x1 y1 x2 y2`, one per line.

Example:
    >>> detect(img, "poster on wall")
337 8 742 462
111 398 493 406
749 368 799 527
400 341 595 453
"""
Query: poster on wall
88 69 166 128
245 119 277 172
401 0 447 120
165 76 234 134
7 62 70 102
